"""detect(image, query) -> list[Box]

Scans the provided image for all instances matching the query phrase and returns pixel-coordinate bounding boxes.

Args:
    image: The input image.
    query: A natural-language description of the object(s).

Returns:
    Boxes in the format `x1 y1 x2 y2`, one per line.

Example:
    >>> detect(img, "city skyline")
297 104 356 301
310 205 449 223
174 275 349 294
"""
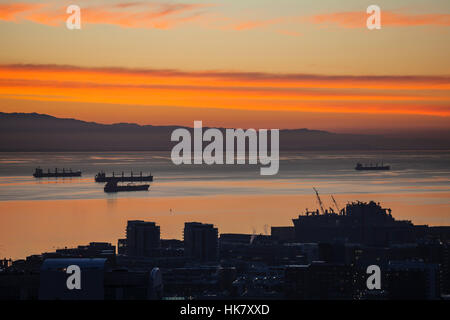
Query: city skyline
2 201 449 300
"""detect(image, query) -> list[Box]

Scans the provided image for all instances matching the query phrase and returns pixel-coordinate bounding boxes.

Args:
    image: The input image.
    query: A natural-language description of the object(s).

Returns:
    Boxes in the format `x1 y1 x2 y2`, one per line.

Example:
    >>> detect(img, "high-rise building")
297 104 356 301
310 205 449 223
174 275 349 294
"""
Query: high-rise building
125 221 160 257
292 201 418 246
184 222 218 262
117 238 127 255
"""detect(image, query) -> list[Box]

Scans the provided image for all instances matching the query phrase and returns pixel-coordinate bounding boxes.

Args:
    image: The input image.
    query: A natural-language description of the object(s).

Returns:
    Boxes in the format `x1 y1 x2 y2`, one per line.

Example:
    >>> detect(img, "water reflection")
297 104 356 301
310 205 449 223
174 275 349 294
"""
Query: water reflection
0 151 449 259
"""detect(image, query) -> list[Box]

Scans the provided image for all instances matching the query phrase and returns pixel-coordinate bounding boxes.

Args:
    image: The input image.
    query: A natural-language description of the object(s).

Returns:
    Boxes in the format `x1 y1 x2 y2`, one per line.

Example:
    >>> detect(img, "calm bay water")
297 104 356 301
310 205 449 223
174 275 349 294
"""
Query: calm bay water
0 150 449 259
1 150 450 200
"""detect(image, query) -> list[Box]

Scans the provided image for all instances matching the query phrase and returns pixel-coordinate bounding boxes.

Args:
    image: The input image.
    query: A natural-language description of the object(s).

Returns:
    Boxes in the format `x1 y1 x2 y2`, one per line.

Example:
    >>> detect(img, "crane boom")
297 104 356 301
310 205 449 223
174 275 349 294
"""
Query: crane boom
313 187 325 215
331 195 340 213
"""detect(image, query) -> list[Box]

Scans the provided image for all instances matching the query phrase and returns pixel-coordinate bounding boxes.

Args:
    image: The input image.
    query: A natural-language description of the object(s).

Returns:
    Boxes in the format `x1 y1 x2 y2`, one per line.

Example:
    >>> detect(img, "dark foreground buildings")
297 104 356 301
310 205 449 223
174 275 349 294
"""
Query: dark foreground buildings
120 221 161 257
1 201 450 300
184 222 218 262
292 201 418 246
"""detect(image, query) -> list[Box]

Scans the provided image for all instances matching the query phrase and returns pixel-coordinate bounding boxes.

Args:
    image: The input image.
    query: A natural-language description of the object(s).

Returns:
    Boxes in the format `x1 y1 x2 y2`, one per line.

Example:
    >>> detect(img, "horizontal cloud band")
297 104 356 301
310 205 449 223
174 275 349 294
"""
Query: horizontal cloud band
0 64 448 117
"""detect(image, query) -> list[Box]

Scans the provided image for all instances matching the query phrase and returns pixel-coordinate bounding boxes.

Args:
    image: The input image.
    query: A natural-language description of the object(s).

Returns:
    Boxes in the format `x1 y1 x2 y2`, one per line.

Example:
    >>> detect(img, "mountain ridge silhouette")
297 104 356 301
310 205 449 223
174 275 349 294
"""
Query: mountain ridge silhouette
1 112 449 151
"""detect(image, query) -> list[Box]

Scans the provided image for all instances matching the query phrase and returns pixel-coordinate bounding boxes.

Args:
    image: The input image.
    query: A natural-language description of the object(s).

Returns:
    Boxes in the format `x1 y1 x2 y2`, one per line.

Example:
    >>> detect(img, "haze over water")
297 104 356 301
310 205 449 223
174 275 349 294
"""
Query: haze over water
1 150 449 259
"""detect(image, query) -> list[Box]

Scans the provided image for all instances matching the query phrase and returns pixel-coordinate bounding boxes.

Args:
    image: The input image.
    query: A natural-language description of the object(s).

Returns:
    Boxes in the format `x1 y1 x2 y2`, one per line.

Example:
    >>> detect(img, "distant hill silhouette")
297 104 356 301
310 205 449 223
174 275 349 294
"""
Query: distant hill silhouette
0 112 449 151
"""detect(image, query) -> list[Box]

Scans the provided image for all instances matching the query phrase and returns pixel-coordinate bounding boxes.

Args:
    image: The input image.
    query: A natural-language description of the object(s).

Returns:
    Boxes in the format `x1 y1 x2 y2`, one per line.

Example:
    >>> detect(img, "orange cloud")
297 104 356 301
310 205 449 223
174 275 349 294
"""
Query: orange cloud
0 64 449 118
2 3 450 32
313 11 450 28
0 3 45 22
84 3 211 29
0 2 212 29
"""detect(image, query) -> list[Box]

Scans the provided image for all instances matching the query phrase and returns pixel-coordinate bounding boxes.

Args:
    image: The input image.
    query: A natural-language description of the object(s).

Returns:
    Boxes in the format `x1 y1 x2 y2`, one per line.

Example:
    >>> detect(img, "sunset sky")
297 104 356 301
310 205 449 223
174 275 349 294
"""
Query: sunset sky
0 0 449 133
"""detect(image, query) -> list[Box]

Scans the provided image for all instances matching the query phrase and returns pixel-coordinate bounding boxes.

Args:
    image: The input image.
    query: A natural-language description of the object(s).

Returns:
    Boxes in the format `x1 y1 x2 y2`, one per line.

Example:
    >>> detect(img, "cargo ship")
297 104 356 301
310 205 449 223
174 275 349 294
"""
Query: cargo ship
355 163 390 171
104 181 150 193
95 171 153 183
33 168 82 178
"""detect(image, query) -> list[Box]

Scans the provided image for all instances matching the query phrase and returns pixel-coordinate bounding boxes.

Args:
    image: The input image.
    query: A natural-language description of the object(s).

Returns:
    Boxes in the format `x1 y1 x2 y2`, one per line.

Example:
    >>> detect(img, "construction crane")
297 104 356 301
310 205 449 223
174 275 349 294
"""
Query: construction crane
263 224 269 236
250 226 257 244
331 195 340 213
313 187 325 215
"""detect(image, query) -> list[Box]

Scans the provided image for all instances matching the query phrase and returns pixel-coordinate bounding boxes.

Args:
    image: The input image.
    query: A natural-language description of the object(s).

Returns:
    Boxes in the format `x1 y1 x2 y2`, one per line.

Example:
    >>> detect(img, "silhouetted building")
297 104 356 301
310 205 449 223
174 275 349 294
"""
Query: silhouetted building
428 226 450 242
163 266 219 297
271 226 295 242
125 221 160 257
35 242 116 266
285 262 357 300
0 259 12 270
161 239 183 249
105 267 163 300
219 233 252 245
184 222 218 262
386 261 440 300
0 272 39 300
293 201 417 246
34 258 163 300
442 243 450 295
117 238 126 255
39 258 107 300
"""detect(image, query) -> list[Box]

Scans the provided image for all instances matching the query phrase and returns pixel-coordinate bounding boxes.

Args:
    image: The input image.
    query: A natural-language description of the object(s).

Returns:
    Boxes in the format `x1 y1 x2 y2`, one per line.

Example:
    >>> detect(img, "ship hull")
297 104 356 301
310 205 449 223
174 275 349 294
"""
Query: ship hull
355 166 390 171
33 172 82 178
104 184 150 193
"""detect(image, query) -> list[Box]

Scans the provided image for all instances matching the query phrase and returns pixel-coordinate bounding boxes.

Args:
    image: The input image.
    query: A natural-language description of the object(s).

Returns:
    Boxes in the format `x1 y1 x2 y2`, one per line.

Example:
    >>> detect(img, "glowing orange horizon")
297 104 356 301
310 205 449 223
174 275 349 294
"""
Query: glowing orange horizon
0 64 449 121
